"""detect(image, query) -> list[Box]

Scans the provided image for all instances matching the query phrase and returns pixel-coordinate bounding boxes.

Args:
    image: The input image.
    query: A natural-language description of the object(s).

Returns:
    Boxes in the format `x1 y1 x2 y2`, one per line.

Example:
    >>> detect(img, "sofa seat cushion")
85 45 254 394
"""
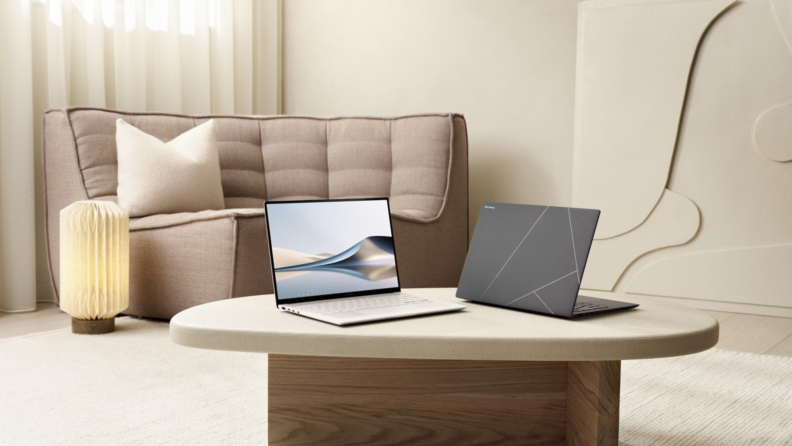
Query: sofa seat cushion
392 208 435 221
130 208 266 231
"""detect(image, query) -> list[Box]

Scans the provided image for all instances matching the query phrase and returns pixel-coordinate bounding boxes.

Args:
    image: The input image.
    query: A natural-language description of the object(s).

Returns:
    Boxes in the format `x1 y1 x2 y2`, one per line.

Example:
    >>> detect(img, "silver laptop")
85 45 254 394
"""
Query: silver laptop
264 198 465 326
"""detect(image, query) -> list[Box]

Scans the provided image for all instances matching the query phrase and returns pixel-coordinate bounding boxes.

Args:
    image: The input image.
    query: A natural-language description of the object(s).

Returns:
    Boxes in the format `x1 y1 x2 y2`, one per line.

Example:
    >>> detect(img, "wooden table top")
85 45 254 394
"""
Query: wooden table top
170 288 718 361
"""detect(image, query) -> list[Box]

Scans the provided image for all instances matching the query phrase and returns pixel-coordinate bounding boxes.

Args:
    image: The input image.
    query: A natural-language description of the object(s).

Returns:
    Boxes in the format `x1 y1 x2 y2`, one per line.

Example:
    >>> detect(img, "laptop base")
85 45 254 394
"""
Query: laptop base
460 294 637 319
569 295 639 318
280 293 465 326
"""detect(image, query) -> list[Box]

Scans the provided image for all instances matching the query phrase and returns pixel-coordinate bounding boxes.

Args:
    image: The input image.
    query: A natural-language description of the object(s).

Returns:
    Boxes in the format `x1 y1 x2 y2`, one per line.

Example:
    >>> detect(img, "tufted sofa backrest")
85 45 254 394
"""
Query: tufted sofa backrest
56 108 461 221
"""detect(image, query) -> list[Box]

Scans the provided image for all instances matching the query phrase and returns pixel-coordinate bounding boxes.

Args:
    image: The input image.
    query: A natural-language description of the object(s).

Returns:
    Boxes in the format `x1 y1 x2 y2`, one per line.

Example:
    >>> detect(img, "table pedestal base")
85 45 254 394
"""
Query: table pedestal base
269 355 620 446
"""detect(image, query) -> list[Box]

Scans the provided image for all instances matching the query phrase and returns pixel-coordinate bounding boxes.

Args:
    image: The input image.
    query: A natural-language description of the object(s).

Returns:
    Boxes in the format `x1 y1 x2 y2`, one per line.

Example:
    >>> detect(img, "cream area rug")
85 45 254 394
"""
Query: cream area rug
0 319 266 446
620 349 792 446
1 318 791 446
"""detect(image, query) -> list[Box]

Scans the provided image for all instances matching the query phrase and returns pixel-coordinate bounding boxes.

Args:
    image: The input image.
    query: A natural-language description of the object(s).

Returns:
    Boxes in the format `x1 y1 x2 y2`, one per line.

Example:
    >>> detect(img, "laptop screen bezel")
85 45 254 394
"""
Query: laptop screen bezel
264 197 403 306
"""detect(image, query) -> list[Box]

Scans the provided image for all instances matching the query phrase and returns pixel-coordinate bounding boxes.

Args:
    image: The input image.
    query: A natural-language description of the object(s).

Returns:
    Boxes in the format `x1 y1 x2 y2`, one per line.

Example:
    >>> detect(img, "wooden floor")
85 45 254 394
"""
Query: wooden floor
0 303 72 339
2 303 792 358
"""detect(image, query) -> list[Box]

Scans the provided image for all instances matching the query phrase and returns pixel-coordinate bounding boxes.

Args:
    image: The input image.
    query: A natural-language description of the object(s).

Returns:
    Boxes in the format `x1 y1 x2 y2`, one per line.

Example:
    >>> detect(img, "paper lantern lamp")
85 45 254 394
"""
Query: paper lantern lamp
60 201 129 334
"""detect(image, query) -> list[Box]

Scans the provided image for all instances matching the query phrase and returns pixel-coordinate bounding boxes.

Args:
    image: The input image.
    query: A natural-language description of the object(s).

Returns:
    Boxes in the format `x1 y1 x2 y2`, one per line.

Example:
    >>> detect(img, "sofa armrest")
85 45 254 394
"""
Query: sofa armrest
43 110 91 304
126 208 269 319
392 115 469 287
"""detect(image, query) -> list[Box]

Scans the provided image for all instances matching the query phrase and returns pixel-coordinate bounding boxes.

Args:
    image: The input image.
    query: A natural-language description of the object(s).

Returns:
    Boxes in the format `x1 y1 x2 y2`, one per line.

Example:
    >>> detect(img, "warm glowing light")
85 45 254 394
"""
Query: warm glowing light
60 201 129 323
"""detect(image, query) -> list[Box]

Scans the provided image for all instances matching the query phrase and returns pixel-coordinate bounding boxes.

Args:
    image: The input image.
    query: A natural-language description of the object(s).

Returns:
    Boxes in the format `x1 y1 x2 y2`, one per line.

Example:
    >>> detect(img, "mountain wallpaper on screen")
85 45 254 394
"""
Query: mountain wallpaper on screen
273 236 398 298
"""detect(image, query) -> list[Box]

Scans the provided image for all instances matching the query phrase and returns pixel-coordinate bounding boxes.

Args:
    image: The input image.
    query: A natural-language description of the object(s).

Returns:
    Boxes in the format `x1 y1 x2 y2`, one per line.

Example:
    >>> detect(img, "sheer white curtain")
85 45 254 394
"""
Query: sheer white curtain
0 0 279 312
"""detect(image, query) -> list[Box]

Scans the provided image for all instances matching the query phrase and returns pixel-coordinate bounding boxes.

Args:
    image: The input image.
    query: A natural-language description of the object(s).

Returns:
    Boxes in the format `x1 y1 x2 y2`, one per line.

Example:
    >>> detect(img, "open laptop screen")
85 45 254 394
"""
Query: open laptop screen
265 199 400 302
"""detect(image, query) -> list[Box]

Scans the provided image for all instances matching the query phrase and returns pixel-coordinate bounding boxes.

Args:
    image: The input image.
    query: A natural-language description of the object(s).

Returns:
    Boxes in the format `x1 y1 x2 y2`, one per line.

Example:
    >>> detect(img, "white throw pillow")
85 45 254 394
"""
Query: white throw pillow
116 119 225 217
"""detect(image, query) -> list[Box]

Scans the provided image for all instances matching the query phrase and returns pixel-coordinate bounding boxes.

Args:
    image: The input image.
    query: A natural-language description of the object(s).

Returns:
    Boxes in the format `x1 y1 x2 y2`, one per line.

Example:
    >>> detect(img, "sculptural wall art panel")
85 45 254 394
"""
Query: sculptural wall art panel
574 0 792 313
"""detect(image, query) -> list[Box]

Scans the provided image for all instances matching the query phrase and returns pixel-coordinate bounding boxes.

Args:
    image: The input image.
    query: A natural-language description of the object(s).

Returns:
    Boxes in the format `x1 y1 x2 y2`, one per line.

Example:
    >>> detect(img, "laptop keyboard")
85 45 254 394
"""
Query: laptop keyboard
289 293 431 315
573 301 609 314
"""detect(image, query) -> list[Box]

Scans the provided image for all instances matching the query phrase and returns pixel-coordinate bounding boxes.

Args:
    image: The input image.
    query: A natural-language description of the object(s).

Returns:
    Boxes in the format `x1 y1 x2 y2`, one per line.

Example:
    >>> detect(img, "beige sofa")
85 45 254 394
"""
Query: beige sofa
43 108 469 319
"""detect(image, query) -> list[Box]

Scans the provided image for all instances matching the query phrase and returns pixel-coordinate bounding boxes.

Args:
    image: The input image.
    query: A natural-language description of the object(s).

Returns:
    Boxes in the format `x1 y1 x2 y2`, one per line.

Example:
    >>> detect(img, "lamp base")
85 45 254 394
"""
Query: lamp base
72 317 115 335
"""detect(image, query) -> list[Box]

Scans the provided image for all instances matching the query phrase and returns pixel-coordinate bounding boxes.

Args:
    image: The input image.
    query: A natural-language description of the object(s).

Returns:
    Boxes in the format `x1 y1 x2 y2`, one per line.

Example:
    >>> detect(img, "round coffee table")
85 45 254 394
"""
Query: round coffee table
170 288 718 446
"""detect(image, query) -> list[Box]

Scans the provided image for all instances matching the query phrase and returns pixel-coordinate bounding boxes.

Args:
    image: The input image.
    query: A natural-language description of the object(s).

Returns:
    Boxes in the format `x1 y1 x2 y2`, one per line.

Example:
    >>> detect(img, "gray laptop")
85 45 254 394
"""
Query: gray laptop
456 202 638 318
264 198 465 326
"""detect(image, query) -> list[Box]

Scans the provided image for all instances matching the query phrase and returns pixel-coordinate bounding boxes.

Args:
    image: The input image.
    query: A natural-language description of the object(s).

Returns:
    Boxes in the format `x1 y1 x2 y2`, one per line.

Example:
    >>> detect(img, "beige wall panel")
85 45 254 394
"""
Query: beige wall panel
282 0 580 227
626 245 792 308
662 0 792 255
582 189 699 291
574 0 792 312
572 0 733 240
616 0 792 310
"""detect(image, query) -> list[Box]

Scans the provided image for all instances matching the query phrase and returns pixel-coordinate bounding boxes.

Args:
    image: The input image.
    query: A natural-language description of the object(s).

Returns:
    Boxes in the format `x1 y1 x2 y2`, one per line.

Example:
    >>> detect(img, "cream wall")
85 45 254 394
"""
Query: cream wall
281 0 792 317
282 0 580 227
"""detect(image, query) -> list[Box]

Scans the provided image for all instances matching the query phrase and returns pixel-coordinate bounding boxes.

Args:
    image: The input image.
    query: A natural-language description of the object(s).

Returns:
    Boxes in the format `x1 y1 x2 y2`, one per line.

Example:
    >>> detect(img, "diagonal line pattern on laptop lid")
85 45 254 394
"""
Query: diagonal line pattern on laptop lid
533 290 554 314
480 206 549 299
504 270 577 308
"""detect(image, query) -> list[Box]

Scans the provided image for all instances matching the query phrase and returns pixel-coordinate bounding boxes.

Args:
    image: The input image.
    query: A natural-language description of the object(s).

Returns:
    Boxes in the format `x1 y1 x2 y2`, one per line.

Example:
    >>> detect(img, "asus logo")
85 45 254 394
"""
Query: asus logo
484 205 495 209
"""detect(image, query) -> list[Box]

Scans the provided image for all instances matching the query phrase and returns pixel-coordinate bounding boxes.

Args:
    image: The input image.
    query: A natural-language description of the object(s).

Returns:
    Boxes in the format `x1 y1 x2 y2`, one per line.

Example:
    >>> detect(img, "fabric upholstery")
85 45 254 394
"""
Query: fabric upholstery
391 116 452 220
43 108 468 319
116 119 225 217
43 110 90 301
260 118 329 201
199 117 267 209
232 215 272 299
327 119 392 200
391 116 469 287
128 215 236 319
126 209 268 319
129 209 266 231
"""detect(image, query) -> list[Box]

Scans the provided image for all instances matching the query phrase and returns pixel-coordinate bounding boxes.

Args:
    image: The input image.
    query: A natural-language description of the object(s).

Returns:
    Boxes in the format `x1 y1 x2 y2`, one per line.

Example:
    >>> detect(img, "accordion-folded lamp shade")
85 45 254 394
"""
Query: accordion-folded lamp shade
60 201 129 334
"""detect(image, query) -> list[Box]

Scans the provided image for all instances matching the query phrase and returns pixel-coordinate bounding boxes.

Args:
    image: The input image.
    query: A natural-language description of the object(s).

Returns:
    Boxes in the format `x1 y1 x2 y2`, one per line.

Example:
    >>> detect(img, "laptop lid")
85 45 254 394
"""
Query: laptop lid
264 198 402 305
456 203 600 317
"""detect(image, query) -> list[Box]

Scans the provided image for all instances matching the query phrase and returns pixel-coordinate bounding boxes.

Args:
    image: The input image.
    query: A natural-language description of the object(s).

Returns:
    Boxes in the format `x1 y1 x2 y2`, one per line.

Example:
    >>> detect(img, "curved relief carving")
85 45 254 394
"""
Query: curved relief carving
576 0 792 314
753 102 792 162
770 0 792 54
572 0 734 239
626 245 792 308
582 189 700 291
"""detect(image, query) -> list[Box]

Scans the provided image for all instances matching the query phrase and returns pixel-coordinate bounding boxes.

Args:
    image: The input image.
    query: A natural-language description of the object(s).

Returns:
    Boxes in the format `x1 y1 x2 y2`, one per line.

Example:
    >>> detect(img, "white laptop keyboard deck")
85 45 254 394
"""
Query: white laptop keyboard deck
288 293 430 315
